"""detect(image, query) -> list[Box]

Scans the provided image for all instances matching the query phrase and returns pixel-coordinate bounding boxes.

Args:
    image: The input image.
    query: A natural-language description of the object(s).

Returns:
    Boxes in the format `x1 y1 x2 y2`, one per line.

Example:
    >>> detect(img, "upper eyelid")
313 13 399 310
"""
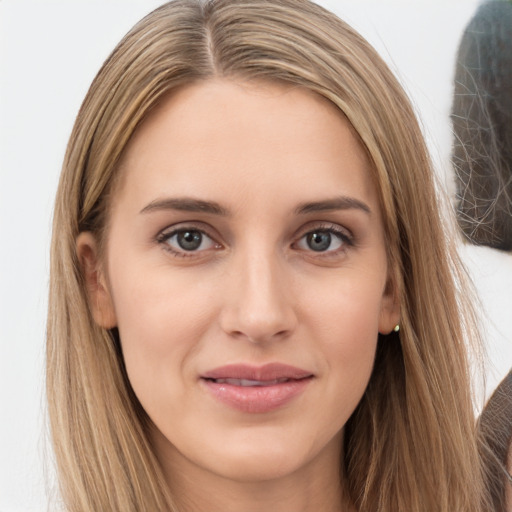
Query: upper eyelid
156 222 219 240
293 221 353 240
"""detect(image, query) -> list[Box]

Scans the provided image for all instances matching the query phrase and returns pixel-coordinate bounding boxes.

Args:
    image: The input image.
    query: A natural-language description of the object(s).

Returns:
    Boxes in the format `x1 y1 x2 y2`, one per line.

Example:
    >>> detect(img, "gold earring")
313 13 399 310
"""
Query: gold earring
393 324 400 333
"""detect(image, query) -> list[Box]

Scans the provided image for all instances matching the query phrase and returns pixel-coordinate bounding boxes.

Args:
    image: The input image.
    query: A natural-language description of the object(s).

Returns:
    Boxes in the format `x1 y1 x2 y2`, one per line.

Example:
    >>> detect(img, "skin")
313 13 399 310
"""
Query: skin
78 79 400 512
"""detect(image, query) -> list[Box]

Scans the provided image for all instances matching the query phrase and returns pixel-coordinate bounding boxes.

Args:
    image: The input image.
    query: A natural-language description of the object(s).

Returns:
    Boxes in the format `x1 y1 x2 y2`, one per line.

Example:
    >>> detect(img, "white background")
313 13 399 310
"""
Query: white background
1 1 511 510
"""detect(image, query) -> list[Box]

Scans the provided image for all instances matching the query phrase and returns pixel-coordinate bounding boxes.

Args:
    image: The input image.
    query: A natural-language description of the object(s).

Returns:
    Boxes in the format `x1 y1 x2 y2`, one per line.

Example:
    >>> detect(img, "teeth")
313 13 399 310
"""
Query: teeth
214 378 289 386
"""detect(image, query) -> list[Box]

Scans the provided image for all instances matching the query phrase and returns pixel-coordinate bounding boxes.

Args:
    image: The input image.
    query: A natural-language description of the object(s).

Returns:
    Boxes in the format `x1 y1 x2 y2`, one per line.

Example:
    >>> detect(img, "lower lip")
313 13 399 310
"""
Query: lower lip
202 378 312 413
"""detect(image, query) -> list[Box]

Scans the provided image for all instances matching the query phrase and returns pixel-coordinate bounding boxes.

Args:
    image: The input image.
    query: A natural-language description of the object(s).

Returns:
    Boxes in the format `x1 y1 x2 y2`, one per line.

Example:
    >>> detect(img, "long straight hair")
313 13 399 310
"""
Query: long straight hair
47 1 490 510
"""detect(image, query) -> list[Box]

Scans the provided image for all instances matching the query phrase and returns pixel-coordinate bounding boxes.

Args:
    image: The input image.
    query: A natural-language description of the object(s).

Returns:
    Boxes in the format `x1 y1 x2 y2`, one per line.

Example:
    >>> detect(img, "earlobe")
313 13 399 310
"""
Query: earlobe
76 232 117 329
378 276 401 335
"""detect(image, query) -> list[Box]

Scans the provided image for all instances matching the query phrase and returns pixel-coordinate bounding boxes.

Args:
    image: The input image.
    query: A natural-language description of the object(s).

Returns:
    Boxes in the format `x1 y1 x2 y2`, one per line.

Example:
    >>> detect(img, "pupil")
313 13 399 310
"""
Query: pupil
177 231 202 251
307 231 331 251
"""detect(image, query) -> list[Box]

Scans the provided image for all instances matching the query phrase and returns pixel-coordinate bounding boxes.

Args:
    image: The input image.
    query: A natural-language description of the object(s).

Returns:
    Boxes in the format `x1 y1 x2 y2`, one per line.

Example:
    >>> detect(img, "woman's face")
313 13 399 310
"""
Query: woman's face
79 79 399 487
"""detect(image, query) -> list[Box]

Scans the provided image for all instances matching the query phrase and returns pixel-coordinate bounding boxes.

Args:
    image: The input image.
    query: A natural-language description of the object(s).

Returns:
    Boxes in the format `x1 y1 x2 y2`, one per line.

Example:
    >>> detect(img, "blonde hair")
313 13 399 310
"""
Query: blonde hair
47 1 490 510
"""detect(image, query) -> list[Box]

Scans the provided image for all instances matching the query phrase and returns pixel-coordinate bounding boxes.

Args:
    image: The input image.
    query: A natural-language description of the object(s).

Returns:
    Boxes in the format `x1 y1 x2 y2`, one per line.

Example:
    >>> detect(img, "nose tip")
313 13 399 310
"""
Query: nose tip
219 255 297 344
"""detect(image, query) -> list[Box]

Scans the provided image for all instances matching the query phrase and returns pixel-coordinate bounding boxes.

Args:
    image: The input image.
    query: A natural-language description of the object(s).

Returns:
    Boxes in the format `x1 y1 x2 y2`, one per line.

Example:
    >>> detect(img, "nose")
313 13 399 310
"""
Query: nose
219 249 297 344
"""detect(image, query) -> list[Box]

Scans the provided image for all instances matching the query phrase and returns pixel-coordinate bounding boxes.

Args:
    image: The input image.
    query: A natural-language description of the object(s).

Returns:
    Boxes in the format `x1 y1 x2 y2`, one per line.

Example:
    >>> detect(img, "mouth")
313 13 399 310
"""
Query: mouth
203 377 308 386
201 362 313 381
200 363 314 413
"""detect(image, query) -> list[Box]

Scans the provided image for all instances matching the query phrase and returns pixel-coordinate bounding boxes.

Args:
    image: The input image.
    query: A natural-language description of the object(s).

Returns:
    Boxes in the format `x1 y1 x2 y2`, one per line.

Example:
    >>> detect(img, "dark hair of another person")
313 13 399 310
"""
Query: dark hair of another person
451 0 512 250
479 370 512 511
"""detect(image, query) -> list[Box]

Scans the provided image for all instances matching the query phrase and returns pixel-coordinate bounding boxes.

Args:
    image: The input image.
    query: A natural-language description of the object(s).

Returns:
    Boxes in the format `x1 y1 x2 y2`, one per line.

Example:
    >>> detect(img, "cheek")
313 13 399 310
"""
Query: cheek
304 275 384 400
305 271 385 342
109 265 217 409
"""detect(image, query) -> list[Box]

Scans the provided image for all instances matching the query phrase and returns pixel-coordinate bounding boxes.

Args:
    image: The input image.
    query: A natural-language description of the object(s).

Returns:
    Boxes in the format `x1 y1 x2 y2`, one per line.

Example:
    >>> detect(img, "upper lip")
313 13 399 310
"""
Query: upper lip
201 363 313 381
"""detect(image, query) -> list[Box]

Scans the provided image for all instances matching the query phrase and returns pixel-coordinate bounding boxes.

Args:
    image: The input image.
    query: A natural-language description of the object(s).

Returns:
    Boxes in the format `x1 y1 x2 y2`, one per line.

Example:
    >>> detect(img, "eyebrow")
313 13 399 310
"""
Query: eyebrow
295 196 372 215
139 195 371 217
140 197 229 216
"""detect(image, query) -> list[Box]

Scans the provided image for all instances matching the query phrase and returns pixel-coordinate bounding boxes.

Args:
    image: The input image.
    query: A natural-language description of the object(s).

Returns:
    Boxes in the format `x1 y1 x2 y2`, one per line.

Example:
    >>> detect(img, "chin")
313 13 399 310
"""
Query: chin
198 425 340 483
209 448 307 483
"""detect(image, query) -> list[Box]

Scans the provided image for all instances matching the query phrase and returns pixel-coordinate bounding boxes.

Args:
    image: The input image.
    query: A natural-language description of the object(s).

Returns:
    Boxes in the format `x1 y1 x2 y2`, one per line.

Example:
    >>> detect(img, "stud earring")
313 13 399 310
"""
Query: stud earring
393 324 400 333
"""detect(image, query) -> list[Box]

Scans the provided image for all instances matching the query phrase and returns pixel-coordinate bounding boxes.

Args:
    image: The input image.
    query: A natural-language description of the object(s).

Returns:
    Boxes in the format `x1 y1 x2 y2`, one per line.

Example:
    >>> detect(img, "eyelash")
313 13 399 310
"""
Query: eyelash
155 223 354 259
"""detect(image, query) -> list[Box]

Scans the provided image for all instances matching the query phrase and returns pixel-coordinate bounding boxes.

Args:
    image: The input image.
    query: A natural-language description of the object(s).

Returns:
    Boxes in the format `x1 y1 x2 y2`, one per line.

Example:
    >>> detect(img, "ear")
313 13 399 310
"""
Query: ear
378 273 400 335
76 232 117 329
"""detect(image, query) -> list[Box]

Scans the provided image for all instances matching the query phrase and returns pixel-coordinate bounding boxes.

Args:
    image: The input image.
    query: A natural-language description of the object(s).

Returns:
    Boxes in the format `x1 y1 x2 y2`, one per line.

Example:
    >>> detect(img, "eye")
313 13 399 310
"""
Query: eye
157 227 220 256
294 226 351 254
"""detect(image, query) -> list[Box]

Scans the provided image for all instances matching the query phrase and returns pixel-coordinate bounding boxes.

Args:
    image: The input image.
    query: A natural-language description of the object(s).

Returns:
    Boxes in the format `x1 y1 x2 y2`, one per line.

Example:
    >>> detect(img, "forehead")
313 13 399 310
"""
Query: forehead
114 78 377 214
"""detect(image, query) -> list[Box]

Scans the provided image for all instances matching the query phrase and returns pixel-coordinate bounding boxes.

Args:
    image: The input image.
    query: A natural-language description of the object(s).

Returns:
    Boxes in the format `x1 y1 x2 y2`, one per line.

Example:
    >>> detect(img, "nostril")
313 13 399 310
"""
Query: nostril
241 329 292 344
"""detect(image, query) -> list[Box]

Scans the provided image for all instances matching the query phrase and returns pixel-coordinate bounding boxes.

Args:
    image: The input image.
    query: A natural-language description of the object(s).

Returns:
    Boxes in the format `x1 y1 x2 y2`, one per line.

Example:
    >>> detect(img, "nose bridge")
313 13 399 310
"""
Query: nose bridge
220 239 296 342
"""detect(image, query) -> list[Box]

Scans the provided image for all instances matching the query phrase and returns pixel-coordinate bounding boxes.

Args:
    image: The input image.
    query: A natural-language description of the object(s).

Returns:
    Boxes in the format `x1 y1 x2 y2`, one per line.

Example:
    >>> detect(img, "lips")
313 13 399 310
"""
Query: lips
200 363 313 413
202 362 312 381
